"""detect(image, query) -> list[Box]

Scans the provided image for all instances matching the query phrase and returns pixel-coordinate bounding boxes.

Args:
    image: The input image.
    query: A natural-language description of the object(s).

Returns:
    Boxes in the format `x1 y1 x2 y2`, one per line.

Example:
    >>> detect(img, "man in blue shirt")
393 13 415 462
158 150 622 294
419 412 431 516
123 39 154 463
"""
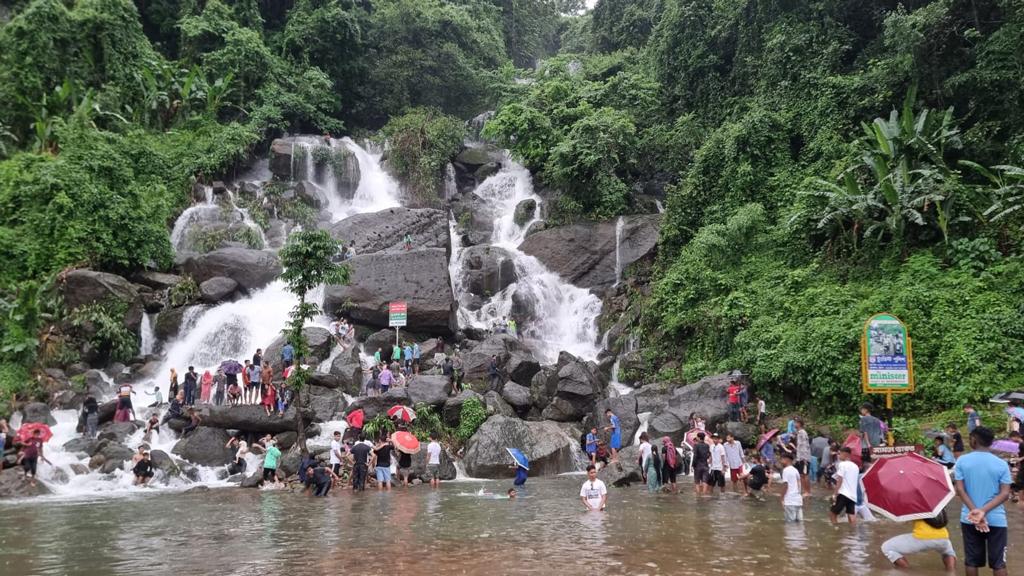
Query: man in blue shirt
281 342 294 368
965 404 982 433
604 409 622 464
954 426 1011 576
403 342 413 376
585 427 598 465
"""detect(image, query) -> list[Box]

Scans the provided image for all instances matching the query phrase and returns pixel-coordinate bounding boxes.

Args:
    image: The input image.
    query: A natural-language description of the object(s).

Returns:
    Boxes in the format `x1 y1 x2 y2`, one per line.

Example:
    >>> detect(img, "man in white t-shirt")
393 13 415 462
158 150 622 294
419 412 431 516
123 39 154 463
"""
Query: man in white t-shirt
329 431 344 476
830 446 860 526
779 452 803 522
426 434 442 488
723 433 746 495
580 465 607 511
709 434 727 495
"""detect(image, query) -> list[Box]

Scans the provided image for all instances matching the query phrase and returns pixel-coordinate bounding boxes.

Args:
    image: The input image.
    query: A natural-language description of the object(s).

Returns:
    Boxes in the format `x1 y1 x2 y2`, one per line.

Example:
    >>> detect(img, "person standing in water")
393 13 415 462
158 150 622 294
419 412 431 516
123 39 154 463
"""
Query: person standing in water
580 465 607 511
692 432 711 496
779 452 804 522
661 436 679 493
349 434 373 491
830 447 860 526
426 433 442 488
604 408 622 464
262 439 282 485
373 435 395 491
954 426 1011 576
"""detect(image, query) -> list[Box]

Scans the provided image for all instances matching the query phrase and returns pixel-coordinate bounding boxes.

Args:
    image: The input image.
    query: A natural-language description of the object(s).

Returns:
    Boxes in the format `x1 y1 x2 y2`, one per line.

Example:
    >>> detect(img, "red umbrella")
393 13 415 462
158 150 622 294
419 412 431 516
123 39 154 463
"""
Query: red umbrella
387 405 416 422
391 431 421 455
757 428 779 450
862 452 954 522
843 433 863 467
15 422 53 443
346 409 365 429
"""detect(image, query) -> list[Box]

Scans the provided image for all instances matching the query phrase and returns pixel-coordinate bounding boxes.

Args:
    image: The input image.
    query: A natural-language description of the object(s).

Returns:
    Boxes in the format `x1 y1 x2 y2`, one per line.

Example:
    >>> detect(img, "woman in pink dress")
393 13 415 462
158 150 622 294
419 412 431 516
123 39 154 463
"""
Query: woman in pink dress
200 370 213 403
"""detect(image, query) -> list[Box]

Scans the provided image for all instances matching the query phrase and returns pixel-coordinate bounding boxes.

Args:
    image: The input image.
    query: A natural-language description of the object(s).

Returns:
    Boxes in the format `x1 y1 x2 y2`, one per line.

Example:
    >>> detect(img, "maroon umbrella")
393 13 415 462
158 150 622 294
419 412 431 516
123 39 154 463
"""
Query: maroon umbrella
757 428 779 450
842 433 863 467
862 452 954 522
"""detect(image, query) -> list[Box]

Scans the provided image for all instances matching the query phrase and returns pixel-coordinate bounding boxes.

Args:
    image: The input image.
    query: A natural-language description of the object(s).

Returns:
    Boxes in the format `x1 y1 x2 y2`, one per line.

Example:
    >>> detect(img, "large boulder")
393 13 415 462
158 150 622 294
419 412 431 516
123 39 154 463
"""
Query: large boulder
460 245 517 299
0 468 51 498
513 199 537 227
463 416 580 477
181 247 282 292
483 391 515 418
541 359 607 422
406 375 450 408
155 304 206 342
501 382 532 415
328 208 449 254
96 440 135 466
507 353 541 386
363 329 397 357
646 373 740 443
98 421 140 443
149 449 181 478
442 390 483 427
199 276 238 303
307 385 347 422
519 214 661 290
459 334 527 382
721 421 761 448
132 271 183 291
62 437 101 456
167 404 305 434
328 350 364 396
264 327 333 367
60 269 144 334
172 427 234 466
19 402 56 426
323 249 455 335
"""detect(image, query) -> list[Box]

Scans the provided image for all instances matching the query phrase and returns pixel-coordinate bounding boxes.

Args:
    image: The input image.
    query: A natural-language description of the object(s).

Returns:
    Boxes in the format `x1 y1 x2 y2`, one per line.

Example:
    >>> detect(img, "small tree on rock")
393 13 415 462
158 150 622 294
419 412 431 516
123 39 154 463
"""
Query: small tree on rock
279 229 347 454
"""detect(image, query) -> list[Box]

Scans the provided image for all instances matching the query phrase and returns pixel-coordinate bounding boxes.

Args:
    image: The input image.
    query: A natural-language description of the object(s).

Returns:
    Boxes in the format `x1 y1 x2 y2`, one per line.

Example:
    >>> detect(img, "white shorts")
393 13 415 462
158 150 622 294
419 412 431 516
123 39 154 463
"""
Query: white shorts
881 534 956 564
784 505 803 522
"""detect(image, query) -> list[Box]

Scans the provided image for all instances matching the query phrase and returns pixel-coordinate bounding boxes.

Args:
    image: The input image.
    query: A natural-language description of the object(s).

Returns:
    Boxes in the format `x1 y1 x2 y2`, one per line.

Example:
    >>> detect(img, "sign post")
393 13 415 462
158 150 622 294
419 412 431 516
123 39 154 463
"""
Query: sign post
861 313 915 447
388 301 407 346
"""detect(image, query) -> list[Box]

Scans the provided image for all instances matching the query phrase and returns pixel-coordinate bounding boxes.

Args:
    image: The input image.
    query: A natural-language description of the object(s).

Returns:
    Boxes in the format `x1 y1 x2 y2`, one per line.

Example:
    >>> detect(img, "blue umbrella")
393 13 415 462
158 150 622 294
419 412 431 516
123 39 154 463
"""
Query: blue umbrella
506 447 529 471
1007 406 1024 422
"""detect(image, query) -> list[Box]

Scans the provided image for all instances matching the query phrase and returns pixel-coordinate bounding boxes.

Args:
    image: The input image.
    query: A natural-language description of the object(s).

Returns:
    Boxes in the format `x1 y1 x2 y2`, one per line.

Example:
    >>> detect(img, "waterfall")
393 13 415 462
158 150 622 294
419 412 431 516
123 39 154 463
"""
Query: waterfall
608 358 632 397
443 162 457 200
613 216 624 286
655 200 665 213
451 157 601 363
168 185 217 253
139 312 158 357
340 137 401 217
633 412 652 445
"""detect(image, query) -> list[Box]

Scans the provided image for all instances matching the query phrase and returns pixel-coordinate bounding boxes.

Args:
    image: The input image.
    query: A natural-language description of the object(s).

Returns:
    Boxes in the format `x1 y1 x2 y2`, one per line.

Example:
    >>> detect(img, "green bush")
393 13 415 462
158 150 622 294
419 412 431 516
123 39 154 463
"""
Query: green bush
68 301 138 364
381 108 464 200
455 397 488 441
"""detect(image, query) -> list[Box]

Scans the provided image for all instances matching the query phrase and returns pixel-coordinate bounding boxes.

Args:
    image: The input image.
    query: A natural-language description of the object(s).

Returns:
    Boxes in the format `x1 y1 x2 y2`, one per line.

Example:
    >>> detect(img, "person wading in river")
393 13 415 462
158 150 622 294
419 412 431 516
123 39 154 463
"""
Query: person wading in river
349 434 372 491
580 464 607 511
692 432 711 496
954 426 1011 576
779 452 803 522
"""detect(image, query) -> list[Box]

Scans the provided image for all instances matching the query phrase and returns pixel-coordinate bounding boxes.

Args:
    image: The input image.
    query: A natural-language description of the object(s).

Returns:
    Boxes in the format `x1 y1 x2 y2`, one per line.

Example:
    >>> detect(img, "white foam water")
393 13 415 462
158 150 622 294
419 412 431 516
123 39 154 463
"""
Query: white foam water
450 158 601 363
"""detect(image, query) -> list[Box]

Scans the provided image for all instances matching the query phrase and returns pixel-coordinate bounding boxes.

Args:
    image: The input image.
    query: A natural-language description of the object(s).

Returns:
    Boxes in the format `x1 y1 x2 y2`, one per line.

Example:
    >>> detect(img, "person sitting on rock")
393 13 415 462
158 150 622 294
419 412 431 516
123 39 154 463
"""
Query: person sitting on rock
181 408 201 437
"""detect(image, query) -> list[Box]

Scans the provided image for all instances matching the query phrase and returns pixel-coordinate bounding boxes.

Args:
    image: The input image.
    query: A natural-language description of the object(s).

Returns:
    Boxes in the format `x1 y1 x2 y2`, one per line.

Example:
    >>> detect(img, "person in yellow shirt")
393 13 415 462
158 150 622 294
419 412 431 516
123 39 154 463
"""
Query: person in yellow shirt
881 510 956 571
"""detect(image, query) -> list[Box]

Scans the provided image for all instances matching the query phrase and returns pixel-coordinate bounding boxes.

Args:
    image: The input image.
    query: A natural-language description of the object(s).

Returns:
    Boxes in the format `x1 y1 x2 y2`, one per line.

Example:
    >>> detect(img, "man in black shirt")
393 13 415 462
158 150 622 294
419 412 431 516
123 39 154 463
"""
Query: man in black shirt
740 453 770 500
349 434 373 491
692 432 711 496
82 395 99 439
398 450 413 487
374 438 394 491
305 463 338 497
133 451 154 486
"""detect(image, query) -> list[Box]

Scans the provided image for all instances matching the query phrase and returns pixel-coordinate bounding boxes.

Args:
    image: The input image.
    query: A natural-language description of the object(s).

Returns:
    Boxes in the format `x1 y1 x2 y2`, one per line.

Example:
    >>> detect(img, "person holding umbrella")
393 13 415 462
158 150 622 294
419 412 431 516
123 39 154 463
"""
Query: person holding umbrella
954 426 1011 576
17 427 51 487
507 447 529 490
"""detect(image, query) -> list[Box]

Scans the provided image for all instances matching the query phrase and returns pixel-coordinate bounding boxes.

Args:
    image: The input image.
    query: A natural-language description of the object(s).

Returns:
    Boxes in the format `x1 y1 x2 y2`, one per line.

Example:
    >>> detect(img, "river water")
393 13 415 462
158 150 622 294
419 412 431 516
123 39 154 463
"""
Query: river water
1 477 1016 575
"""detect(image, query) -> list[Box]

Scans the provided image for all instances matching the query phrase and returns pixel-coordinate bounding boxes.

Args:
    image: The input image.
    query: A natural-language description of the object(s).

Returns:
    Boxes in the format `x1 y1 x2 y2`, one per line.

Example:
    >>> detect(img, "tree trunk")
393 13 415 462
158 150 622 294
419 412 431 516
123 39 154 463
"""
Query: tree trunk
296 385 308 456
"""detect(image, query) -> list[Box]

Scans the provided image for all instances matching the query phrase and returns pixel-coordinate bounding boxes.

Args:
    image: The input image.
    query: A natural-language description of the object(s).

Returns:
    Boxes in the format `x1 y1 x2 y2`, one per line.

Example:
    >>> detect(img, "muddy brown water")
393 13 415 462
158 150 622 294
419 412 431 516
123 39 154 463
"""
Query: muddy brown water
0 476 1019 575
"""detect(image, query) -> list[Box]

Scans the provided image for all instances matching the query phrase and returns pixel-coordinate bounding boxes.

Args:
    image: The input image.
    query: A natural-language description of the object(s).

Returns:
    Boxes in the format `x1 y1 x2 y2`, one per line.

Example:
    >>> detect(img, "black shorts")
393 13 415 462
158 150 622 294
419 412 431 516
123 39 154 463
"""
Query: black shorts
22 457 38 476
693 465 709 485
662 465 678 484
830 494 856 515
794 461 808 475
135 471 154 479
961 523 1007 569
710 469 726 487
263 467 277 481
332 463 342 476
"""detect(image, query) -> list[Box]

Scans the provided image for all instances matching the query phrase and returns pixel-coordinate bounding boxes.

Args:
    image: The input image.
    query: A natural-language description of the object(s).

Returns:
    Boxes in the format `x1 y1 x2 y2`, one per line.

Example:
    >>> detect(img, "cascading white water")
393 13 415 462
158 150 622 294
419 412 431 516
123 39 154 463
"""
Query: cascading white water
443 162 457 200
451 158 601 363
613 216 624 286
139 312 157 356
31 139 402 497
608 358 632 397
655 200 665 214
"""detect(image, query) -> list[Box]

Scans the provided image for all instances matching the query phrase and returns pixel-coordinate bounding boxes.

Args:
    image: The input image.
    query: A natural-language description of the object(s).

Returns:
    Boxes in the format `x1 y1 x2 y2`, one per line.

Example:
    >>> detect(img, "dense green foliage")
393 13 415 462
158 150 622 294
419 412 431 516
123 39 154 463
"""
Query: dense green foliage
382 108 466 200
486 0 1024 412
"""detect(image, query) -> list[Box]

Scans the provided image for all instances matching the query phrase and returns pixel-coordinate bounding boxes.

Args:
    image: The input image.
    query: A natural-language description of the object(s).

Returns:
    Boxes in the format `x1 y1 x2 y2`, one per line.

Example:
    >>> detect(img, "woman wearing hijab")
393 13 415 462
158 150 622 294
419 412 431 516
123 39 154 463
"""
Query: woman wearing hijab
661 436 679 493
200 370 213 404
